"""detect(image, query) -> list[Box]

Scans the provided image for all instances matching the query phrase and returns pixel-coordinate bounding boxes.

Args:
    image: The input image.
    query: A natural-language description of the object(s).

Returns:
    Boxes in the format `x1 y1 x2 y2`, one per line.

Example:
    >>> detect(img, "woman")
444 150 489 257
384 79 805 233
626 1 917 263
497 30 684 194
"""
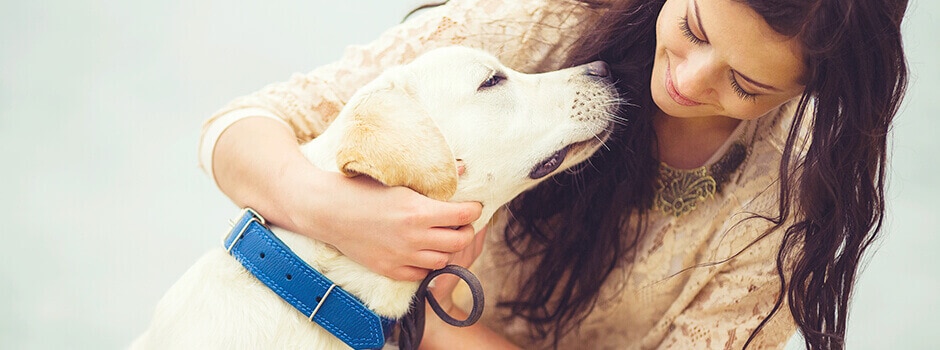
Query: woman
200 0 909 348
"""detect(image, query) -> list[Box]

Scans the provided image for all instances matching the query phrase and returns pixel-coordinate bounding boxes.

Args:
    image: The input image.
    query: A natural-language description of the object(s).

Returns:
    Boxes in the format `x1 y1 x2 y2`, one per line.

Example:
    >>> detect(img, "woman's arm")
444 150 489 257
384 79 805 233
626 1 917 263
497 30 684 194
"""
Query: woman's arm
201 0 576 281
212 116 482 281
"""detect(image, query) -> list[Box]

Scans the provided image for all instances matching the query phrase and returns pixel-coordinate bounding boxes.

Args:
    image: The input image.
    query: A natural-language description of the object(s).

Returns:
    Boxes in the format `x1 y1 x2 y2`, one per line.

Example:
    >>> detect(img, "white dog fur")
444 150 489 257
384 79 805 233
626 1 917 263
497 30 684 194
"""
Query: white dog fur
133 46 619 349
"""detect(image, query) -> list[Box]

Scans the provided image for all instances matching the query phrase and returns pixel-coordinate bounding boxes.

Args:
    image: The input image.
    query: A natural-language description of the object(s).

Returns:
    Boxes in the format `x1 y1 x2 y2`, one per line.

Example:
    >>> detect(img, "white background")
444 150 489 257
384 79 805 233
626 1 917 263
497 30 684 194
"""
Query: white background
1 0 937 348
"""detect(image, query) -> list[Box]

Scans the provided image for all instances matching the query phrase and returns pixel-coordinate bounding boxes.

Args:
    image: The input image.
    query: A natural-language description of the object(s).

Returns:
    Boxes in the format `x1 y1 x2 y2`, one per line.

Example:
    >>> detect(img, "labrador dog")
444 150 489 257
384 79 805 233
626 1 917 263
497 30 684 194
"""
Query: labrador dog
133 46 619 349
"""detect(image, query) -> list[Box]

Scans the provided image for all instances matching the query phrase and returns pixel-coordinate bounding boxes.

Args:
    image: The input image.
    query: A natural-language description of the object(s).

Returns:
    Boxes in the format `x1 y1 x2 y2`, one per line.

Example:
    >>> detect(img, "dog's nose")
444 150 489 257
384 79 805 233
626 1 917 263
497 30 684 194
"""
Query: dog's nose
584 61 610 78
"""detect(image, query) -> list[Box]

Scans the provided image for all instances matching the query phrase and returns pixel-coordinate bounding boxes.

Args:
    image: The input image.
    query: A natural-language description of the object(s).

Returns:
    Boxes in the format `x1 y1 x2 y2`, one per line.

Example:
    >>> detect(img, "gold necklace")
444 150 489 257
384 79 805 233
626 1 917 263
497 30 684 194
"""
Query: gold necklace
653 141 749 217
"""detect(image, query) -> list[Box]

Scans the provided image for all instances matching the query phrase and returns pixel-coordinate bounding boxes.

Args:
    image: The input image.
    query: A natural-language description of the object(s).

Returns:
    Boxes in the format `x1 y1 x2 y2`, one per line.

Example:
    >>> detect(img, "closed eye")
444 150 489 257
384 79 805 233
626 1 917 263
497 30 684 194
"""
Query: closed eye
679 16 706 45
478 75 505 90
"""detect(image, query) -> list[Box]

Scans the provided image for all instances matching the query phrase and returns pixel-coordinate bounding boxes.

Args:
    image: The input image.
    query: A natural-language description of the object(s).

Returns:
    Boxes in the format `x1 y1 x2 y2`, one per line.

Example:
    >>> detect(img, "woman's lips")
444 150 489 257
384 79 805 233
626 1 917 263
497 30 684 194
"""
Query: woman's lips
665 60 702 107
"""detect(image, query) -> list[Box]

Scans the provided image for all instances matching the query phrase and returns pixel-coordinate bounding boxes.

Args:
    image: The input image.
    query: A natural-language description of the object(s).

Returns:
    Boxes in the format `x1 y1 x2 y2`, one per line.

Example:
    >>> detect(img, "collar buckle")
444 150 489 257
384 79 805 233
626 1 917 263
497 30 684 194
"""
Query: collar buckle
222 208 391 349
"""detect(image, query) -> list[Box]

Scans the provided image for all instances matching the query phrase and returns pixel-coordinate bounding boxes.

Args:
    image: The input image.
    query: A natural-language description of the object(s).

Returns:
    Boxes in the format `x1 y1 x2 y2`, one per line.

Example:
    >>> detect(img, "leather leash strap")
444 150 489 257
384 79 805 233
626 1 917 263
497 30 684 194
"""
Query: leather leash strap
398 264 485 350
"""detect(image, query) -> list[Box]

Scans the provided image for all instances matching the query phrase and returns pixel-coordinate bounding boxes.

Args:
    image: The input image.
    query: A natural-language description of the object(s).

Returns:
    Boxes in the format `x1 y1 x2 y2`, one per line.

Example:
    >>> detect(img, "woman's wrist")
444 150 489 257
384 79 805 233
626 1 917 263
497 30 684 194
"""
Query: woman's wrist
272 156 348 244
212 116 334 242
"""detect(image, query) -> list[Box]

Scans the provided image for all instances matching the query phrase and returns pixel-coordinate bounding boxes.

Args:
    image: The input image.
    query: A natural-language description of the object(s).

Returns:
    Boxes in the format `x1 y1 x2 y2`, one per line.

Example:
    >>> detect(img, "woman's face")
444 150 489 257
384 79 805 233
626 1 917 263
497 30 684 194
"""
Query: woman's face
651 0 806 120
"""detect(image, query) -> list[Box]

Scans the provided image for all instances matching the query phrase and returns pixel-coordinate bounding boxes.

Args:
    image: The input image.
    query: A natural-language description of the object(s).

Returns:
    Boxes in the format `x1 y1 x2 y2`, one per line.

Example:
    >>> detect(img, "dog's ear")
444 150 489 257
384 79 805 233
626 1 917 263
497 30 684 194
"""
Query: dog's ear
336 87 458 201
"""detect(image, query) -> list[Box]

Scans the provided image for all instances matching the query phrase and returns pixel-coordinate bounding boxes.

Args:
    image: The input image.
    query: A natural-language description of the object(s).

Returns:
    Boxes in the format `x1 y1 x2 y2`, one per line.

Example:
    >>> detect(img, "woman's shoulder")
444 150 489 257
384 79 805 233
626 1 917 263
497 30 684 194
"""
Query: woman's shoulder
752 99 812 157
728 100 811 215
446 0 600 21
431 0 608 72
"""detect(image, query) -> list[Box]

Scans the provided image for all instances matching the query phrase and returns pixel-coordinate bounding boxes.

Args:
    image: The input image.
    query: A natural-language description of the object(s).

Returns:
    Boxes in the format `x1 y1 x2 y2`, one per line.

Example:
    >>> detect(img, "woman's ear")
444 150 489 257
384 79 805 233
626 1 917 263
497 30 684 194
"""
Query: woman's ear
335 86 458 202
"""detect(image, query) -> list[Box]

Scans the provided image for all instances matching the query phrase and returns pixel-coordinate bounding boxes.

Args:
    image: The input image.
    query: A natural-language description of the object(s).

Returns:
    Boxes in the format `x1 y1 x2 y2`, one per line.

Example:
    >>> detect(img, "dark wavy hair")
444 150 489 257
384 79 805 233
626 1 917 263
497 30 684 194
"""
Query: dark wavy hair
501 0 909 349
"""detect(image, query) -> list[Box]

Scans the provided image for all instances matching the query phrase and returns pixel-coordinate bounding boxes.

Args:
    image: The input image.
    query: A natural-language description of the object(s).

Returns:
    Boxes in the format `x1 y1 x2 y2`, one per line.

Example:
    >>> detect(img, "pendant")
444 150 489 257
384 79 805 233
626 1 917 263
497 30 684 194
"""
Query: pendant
654 165 717 217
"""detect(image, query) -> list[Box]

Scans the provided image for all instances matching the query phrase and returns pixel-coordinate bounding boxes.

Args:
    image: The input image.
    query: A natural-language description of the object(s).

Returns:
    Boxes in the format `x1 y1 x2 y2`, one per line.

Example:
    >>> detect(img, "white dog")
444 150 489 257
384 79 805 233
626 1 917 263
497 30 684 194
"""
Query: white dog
133 46 619 349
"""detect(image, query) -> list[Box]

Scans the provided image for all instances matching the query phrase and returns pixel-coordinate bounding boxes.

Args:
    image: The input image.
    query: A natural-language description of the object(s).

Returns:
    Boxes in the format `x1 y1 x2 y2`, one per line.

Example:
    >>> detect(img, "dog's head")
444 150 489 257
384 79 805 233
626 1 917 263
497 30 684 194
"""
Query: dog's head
329 46 620 230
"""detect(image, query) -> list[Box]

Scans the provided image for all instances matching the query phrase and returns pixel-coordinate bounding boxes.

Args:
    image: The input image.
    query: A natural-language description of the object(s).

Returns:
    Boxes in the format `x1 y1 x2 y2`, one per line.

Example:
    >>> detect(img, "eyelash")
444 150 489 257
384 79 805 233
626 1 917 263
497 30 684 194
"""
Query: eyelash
678 16 706 45
729 72 757 102
678 16 758 102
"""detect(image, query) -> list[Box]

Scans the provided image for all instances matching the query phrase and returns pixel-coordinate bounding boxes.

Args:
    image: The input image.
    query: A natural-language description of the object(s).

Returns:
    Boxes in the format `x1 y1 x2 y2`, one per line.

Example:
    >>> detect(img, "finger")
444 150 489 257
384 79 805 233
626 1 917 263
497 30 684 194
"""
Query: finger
456 159 466 176
427 271 461 297
448 226 486 268
388 266 431 282
424 225 476 253
412 250 453 271
433 201 482 228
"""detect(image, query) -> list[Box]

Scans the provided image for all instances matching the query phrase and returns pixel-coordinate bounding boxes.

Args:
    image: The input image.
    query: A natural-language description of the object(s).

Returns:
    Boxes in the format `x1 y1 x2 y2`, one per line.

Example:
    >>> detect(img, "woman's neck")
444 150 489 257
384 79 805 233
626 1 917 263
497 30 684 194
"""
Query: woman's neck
653 110 742 169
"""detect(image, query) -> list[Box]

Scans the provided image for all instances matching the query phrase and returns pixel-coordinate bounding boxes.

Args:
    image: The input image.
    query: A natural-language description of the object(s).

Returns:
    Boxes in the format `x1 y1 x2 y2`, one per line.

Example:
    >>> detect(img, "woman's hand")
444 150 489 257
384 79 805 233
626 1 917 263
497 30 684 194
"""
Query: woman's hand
289 168 483 281
213 116 482 281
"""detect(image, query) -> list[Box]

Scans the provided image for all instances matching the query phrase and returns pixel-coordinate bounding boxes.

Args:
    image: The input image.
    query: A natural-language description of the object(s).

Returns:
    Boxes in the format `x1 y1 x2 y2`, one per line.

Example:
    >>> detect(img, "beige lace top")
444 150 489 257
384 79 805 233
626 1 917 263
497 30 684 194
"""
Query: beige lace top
200 0 804 348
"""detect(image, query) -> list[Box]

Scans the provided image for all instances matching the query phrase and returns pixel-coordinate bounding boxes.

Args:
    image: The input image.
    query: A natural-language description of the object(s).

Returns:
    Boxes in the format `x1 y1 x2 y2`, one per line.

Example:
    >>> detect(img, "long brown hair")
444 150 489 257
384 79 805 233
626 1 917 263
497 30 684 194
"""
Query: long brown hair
500 0 663 343
502 0 909 349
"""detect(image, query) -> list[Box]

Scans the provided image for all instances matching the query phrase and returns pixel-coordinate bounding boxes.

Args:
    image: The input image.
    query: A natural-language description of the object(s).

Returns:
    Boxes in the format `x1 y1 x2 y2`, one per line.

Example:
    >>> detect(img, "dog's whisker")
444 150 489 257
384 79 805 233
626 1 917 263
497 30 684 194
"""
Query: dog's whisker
615 100 638 108
562 162 590 178
607 117 628 127
592 133 609 150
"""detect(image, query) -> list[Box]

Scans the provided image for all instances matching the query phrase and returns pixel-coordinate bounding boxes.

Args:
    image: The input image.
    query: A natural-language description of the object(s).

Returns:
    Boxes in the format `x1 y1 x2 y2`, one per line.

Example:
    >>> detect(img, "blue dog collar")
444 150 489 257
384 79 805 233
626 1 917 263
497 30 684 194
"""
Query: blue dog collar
223 208 396 349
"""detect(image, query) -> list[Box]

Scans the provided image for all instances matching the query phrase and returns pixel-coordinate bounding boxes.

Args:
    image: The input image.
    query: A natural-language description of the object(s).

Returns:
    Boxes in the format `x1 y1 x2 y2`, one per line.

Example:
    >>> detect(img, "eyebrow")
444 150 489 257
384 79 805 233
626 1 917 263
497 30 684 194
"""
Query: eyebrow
692 0 782 92
734 71 783 92
692 0 710 42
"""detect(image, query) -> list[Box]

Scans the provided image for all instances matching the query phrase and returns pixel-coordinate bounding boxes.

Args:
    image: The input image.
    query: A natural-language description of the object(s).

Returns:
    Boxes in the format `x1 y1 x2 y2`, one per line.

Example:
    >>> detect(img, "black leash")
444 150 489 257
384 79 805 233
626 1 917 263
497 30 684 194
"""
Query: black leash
397 265 485 349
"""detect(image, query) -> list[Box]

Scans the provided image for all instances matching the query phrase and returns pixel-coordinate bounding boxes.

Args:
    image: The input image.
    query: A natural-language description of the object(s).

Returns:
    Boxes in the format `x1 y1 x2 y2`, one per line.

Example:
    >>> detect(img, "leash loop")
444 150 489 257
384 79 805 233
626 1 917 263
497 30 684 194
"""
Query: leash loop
397 264 485 350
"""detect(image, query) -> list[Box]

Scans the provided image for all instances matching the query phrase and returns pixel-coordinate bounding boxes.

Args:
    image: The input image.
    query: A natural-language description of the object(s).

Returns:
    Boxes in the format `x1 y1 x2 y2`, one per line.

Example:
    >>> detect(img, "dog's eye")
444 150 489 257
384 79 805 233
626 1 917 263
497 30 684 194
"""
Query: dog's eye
479 75 505 89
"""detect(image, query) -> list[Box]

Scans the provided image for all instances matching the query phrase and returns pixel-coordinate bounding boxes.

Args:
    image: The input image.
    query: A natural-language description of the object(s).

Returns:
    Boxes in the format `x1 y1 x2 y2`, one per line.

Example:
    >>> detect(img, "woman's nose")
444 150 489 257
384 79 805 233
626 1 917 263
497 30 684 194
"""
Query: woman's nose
675 52 719 102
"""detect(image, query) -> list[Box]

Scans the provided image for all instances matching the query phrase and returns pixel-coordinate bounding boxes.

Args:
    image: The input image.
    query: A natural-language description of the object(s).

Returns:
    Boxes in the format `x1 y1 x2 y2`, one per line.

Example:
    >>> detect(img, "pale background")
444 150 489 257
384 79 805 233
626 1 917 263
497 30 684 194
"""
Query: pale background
1 0 937 348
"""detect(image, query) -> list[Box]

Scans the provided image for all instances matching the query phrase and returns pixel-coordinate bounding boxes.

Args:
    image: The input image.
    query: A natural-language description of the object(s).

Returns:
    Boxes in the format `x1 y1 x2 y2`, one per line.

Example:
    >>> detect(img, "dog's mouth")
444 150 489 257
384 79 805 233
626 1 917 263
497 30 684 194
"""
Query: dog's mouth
529 145 570 179
528 122 614 179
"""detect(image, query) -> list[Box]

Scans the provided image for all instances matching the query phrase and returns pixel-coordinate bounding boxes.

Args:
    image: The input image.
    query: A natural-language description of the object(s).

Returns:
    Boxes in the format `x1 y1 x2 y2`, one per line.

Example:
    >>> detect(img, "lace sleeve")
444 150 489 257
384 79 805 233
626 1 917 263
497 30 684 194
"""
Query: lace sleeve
198 0 591 174
656 234 797 349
